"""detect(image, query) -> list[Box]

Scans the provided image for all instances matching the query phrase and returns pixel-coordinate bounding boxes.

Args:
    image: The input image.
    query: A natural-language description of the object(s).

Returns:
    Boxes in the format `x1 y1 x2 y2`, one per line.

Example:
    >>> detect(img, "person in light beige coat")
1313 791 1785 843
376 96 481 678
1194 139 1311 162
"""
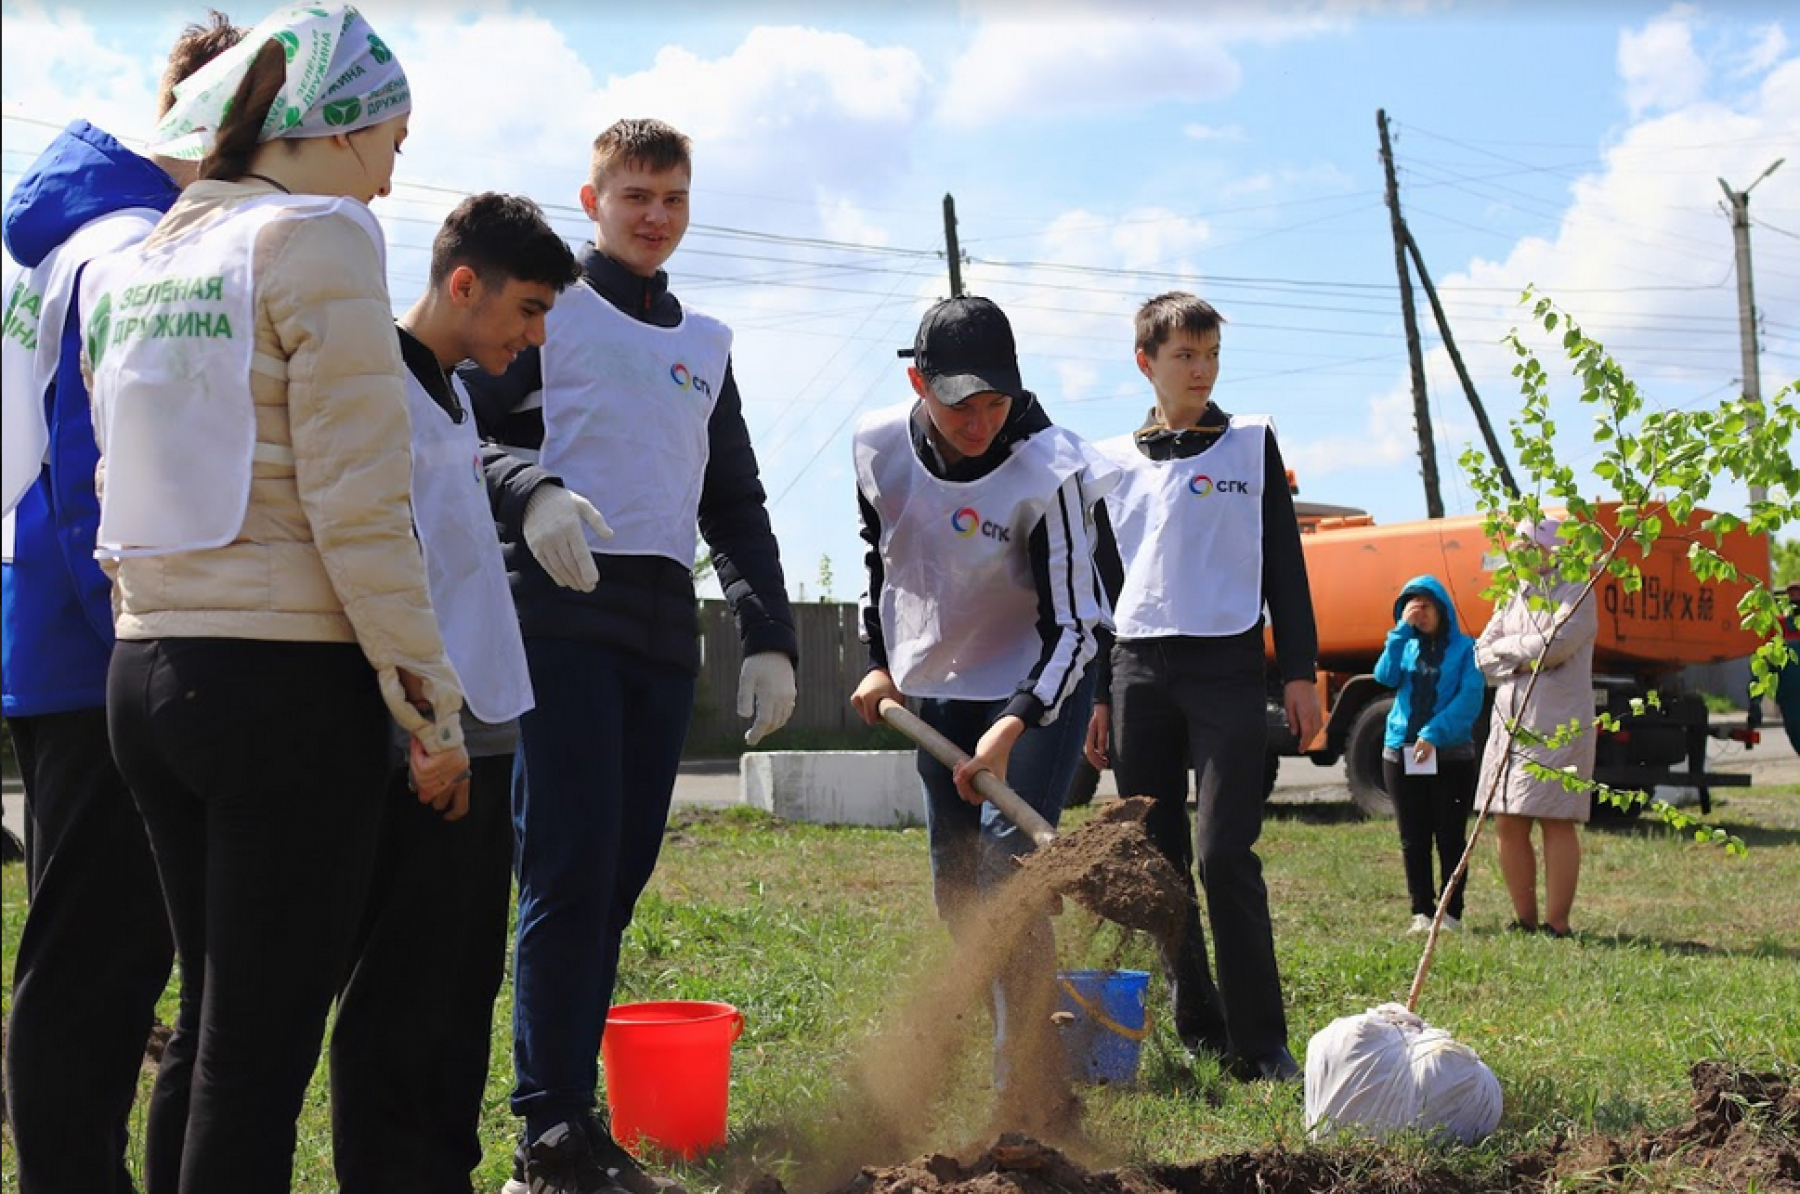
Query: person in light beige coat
81 8 468 1190
1473 517 1598 938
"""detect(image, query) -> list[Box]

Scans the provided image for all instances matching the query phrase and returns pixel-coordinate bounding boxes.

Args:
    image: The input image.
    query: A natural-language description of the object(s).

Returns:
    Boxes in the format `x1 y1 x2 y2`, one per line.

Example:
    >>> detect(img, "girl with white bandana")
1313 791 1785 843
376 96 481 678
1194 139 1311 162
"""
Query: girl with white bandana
78 7 465 1190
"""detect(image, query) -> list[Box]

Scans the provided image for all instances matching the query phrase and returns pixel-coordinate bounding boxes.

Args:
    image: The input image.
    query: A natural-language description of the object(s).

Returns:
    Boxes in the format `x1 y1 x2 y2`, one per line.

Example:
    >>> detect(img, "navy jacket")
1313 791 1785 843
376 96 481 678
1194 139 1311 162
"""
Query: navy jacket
3 122 180 716
458 246 796 675
1373 574 1482 751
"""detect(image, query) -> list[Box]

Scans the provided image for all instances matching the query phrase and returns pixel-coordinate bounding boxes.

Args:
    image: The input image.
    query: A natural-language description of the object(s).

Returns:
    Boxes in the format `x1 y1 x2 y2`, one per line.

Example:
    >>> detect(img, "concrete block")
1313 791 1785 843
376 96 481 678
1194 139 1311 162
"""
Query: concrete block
741 750 922 828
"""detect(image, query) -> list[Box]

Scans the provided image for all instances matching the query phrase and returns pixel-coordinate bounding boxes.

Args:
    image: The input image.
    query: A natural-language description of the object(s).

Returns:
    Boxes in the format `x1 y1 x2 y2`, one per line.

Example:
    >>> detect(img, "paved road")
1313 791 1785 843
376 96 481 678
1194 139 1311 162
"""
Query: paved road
665 718 1800 810
5 720 1794 845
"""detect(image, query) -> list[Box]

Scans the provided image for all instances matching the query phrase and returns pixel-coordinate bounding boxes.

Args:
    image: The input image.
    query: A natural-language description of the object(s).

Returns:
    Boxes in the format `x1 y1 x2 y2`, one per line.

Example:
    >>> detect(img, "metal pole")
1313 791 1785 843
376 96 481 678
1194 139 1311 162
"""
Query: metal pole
943 193 964 297
1378 109 1442 518
1718 159 1782 510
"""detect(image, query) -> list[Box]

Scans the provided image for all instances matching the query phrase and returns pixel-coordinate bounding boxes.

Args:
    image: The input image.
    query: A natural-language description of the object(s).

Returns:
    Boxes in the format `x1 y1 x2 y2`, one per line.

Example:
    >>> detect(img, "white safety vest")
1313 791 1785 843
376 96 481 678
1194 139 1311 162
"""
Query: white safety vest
80 194 384 557
1097 414 1270 639
854 401 1115 702
537 284 732 566
2 208 161 560
403 366 532 725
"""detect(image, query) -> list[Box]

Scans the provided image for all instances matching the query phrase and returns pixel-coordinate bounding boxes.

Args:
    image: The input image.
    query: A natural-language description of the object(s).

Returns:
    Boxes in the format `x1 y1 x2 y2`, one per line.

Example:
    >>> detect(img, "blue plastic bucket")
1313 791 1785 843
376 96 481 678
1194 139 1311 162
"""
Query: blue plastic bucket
1055 968 1150 1084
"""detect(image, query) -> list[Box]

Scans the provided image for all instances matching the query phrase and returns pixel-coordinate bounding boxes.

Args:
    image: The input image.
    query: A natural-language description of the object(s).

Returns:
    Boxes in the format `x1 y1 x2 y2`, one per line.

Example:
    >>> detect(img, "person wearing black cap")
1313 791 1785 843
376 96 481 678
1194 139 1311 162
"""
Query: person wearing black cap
849 294 1117 1119
1083 291 1320 1083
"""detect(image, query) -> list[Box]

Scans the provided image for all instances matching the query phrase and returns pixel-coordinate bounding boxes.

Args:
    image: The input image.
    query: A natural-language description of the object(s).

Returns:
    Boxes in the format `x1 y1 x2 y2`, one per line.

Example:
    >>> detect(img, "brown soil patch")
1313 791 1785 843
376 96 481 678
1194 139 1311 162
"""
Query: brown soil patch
1540 1061 1799 1191
756 1064 1797 1194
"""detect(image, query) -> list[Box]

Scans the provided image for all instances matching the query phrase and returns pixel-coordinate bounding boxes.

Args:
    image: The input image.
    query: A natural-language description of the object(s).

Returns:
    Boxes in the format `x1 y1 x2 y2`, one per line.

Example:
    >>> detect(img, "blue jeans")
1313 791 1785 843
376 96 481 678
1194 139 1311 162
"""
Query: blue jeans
509 638 695 1136
915 670 1094 1086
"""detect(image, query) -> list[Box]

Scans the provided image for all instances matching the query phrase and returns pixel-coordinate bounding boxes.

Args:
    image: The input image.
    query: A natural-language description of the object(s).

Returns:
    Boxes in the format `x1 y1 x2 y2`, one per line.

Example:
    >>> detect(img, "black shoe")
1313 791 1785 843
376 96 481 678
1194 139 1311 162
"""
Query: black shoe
514 1120 619 1194
582 1116 688 1194
1506 918 1540 934
1541 923 1575 939
1229 1046 1301 1083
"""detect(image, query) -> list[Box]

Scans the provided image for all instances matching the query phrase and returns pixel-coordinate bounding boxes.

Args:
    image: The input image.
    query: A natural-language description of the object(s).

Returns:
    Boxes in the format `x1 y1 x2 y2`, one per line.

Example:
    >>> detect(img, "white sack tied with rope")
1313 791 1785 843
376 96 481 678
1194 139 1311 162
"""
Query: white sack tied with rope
1304 1002 1502 1145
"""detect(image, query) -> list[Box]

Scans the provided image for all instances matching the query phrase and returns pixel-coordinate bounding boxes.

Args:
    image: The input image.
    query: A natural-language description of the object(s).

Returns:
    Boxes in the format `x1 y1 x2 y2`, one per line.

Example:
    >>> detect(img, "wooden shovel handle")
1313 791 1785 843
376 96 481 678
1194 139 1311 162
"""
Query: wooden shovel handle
878 698 1059 849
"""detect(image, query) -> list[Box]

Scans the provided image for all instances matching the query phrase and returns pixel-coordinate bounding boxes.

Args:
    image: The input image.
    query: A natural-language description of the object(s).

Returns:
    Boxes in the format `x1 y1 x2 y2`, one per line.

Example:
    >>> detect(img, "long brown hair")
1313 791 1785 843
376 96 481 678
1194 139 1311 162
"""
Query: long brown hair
198 37 288 182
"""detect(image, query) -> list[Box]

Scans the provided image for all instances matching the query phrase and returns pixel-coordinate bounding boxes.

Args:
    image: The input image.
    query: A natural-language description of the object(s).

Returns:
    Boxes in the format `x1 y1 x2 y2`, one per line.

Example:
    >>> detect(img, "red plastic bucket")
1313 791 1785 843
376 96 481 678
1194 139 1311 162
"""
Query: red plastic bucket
602 1000 744 1159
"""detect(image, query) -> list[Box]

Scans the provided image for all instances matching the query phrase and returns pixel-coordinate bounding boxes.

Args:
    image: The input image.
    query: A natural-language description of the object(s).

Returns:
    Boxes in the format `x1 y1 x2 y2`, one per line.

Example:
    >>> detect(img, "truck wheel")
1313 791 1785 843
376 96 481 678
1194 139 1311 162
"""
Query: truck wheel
1345 696 1395 818
1064 758 1101 809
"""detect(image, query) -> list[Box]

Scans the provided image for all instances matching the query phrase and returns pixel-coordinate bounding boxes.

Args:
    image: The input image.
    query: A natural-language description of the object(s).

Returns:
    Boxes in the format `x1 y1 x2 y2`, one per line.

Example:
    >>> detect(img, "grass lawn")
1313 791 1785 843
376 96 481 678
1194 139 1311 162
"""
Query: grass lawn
3 788 1796 1191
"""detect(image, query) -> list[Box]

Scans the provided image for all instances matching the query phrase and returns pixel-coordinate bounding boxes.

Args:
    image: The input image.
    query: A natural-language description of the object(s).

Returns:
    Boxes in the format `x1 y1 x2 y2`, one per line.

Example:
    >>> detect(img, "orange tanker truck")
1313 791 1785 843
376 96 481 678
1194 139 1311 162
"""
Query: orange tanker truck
1266 499 1769 817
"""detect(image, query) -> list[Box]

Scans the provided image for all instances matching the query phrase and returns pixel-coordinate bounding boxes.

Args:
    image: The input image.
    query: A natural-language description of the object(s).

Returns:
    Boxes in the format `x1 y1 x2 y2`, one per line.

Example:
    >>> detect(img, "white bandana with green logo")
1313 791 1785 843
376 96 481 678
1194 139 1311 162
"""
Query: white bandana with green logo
151 3 410 161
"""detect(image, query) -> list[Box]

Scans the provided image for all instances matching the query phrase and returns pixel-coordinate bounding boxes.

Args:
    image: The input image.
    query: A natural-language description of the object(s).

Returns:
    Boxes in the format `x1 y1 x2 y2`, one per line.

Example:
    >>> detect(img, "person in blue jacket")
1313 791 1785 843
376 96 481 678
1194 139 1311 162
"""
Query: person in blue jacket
0 14 244 1192
1372 575 1484 934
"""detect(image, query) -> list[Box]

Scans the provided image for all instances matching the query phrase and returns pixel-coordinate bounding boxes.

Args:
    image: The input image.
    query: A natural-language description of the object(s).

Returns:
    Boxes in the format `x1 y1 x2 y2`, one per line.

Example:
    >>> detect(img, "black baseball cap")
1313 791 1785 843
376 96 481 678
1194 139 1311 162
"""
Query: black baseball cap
903 295 1027 405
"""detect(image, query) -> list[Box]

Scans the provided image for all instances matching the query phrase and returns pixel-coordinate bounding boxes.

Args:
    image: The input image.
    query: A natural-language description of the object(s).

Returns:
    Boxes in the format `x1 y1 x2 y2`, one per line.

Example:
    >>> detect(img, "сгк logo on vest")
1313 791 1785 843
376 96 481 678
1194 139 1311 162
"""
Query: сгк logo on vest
1189 473 1249 497
669 362 713 398
949 506 1010 543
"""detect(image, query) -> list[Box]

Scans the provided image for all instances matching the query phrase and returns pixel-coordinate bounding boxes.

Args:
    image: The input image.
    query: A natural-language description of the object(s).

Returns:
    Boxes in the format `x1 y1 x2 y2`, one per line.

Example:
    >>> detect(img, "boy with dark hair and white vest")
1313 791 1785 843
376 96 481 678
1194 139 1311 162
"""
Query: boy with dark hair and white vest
459 119 797 1194
330 191 584 1194
849 294 1116 1117
1084 291 1321 1083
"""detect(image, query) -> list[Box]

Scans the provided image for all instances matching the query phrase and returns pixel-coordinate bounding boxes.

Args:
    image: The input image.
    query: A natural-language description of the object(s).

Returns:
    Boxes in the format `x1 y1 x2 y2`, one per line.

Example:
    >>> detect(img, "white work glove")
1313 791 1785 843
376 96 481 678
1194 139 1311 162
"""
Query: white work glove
737 651 796 746
522 485 612 592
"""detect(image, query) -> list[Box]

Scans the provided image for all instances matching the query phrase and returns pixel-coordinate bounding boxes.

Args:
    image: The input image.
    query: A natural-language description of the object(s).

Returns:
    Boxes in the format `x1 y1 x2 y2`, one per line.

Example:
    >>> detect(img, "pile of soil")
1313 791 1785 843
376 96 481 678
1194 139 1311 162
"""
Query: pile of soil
1016 797 1188 943
1537 1061 1798 1191
755 1064 1797 1194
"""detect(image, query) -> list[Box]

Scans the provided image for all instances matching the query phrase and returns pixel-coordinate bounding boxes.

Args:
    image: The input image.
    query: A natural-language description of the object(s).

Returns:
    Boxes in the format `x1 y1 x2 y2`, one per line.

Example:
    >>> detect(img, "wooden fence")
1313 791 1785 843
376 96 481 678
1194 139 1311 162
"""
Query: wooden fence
684 599 884 753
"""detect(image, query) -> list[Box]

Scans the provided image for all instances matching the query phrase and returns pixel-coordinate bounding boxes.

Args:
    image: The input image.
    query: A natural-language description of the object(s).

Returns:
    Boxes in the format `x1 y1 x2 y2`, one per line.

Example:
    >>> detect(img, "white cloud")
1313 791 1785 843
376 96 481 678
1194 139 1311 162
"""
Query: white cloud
1184 123 1246 142
1388 37 1800 517
936 18 1242 127
1737 23 1789 76
0 1 160 145
1285 383 1415 479
571 27 928 201
1619 5 1708 117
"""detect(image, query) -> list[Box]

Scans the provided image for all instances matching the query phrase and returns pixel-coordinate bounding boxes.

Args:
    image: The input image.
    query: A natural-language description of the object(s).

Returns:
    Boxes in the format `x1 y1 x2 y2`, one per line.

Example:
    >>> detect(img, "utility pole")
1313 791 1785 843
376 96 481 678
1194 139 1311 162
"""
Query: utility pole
1718 159 1783 510
1402 227 1519 497
1378 109 1442 518
942 193 964 297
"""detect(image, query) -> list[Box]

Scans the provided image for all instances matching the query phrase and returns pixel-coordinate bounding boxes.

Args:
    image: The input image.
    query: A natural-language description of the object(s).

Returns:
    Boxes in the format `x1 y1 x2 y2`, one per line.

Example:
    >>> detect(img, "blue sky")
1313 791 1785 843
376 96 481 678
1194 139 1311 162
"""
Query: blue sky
4 0 1795 602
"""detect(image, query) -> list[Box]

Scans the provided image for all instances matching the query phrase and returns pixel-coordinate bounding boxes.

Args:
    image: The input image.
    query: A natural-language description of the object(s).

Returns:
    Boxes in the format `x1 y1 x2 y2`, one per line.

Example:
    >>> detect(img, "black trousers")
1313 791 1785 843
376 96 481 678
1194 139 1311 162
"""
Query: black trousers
1109 635 1288 1060
4 707 174 1194
1382 755 1475 920
331 753 515 1194
108 638 390 1194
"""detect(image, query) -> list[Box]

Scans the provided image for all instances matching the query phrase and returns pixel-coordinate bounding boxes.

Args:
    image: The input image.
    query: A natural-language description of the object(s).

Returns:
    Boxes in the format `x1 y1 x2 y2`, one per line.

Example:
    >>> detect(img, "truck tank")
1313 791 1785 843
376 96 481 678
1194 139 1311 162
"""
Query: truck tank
1292 504 1766 678
1269 501 1770 818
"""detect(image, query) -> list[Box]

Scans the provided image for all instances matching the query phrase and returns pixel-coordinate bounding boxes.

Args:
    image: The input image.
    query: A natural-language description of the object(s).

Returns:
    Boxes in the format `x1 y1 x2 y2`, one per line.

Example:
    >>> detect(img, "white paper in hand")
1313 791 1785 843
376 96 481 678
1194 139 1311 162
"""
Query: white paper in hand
1404 749 1438 776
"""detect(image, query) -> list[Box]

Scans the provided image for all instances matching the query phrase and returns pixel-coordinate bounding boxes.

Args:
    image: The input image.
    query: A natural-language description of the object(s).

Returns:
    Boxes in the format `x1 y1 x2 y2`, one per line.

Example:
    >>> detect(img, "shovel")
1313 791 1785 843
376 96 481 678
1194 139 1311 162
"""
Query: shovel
878 698 1056 847
878 697 1191 944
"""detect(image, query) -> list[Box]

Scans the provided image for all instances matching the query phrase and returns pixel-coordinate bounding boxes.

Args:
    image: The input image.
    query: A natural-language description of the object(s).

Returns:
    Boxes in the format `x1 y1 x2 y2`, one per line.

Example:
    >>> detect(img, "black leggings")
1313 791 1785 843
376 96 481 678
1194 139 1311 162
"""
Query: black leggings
5 707 174 1194
108 637 390 1194
1382 754 1476 920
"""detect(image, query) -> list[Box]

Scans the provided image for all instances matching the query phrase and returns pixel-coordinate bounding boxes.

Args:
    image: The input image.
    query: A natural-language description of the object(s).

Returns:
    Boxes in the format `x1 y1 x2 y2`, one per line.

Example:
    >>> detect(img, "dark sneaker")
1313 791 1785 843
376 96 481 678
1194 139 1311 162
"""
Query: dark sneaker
513 1120 619 1194
583 1118 689 1194
1228 1046 1301 1083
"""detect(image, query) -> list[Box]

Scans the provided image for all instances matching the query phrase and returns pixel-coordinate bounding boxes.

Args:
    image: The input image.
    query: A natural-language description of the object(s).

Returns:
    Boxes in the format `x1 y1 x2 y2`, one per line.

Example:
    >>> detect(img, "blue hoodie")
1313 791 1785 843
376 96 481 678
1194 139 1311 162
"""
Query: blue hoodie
2 121 180 716
1372 574 1483 752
